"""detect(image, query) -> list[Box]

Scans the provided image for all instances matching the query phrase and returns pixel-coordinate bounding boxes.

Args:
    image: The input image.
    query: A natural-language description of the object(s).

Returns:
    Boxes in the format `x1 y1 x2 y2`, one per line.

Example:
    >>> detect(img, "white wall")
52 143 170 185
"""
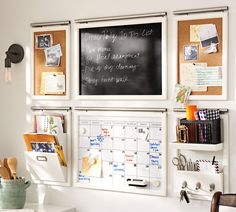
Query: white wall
0 0 236 212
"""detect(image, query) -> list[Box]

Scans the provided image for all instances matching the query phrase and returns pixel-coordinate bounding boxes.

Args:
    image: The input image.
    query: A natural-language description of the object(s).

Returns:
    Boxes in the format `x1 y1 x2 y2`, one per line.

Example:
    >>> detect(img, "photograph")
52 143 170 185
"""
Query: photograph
44 44 62 66
36 34 52 49
183 45 198 61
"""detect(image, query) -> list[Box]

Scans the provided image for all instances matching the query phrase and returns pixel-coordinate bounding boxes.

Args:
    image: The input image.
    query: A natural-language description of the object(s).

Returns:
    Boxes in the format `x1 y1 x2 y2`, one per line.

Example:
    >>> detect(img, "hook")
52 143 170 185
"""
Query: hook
209 183 215 192
182 181 187 189
195 182 201 190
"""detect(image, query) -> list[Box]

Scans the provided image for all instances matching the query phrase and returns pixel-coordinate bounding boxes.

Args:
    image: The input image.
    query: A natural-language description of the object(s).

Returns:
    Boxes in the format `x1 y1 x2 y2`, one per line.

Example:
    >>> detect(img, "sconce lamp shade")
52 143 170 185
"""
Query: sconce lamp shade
4 44 24 83
5 44 24 65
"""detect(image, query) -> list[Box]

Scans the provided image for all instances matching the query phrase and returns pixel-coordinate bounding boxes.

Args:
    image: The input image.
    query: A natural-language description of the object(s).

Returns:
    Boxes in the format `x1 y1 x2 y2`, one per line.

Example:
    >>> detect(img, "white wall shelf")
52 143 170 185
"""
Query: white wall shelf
170 142 223 151
172 110 229 201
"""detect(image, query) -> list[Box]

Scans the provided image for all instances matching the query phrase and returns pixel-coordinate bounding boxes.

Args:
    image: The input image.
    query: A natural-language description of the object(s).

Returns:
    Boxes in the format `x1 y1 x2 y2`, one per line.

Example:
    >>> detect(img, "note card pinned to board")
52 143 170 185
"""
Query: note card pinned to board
82 149 102 177
180 63 208 91
190 25 201 42
40 72 65 95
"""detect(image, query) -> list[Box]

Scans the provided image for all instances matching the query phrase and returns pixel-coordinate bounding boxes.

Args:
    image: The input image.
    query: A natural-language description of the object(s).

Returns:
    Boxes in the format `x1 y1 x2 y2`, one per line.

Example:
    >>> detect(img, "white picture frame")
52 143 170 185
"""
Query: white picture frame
31 24 70 100
173 11 228 100
73 109 167 196
74 15 167 100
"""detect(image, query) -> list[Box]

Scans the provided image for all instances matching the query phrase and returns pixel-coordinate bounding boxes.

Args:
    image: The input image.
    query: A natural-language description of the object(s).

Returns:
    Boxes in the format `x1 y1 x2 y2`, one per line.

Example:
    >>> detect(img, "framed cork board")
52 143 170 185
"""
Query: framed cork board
175 12 228 100
31 23 70 100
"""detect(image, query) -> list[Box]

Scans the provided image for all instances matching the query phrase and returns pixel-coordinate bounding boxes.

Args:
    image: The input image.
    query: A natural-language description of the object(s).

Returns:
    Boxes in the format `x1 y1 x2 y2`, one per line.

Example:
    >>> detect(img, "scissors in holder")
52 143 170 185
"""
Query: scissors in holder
172 154 187 170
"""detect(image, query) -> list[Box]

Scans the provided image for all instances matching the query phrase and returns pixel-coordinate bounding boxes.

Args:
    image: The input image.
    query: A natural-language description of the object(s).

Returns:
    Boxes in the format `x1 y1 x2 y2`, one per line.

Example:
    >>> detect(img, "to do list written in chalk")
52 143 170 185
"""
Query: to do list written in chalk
79 22 163 95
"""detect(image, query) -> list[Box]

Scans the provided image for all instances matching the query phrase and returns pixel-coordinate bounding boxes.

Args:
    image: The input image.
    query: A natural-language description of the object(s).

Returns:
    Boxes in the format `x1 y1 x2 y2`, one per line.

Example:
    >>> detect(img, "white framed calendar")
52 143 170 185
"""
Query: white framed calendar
73 108 167 196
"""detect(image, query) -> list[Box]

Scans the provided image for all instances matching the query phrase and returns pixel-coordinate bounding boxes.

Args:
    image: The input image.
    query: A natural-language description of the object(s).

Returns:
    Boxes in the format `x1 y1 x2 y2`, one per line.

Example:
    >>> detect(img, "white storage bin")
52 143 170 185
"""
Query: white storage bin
24 133 69 185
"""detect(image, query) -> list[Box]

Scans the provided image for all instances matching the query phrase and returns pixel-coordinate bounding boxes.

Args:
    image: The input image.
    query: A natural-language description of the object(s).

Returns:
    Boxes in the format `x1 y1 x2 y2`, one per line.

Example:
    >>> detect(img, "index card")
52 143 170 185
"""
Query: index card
44 74 65 94
40 72 65 94
113 150 124 163
180 63 208 91
137 152 149 164
113 138 125 150
125 139 137 151
190 66 223 86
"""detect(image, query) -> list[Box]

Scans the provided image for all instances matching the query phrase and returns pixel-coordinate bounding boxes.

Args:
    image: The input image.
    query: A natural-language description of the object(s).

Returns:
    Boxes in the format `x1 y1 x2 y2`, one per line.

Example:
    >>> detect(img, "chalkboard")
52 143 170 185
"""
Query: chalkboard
79 22 164 95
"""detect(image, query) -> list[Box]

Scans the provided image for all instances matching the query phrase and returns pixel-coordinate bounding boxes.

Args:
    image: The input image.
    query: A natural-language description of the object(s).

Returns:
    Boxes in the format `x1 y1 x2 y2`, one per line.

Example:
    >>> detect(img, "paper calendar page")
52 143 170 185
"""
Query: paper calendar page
74 111 167 196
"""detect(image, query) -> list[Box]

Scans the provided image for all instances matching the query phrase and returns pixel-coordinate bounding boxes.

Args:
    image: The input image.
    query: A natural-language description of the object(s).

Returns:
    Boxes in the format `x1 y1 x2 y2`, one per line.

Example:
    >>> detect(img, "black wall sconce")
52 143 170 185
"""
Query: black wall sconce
4 44 24 83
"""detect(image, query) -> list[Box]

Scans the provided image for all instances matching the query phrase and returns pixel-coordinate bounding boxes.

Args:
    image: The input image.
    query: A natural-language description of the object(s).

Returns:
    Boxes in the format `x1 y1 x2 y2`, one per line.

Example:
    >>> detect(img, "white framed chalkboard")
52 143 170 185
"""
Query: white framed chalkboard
73 108 167 196
75 14 167 99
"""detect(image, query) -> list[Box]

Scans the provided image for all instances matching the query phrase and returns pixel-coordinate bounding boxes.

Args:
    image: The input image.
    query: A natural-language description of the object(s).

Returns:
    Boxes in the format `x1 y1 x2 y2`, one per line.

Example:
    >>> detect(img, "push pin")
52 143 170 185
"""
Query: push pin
195 182 201 190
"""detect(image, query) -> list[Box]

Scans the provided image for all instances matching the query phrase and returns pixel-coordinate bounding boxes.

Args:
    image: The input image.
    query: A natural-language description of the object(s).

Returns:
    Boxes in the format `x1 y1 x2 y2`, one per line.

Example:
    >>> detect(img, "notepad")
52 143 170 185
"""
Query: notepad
35 115 64 134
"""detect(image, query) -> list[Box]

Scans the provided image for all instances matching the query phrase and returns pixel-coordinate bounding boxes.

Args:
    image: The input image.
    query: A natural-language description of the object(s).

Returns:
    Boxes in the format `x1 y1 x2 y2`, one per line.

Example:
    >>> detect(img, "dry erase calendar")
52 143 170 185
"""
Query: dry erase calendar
73 110 167 196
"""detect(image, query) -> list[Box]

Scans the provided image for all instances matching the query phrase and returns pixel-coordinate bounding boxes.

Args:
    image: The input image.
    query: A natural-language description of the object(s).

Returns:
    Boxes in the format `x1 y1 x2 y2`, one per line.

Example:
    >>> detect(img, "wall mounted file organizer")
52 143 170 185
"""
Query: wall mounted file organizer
73 107 167 196
31 21 70 100
171 108 229 201
75 12 167 100
173 7 228 100
24 106 72 186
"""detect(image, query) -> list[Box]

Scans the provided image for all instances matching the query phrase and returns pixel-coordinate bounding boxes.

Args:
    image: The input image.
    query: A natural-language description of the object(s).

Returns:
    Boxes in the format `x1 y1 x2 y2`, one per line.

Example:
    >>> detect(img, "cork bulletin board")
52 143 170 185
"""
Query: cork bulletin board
31 24 70 99
176 12 228 100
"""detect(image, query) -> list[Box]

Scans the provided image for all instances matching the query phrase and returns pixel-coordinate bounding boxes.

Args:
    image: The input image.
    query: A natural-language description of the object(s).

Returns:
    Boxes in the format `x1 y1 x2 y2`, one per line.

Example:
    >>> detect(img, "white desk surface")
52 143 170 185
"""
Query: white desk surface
0 203 76 212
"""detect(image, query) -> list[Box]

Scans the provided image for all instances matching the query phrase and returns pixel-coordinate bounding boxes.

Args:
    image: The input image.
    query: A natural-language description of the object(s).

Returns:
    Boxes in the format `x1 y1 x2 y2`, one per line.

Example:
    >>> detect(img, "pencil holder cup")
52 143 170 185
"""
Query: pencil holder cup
0 178 31 209
186 105 197 120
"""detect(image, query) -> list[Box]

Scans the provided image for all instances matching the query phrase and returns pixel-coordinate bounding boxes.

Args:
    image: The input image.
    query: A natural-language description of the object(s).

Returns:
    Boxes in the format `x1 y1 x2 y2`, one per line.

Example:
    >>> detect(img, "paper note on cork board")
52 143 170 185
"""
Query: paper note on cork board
190 25 201 42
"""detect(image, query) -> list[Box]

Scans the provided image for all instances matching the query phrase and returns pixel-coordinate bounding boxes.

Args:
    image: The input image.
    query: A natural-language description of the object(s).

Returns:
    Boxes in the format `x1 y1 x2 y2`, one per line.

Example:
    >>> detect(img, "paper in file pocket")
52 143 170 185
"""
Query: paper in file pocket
23 133 67 167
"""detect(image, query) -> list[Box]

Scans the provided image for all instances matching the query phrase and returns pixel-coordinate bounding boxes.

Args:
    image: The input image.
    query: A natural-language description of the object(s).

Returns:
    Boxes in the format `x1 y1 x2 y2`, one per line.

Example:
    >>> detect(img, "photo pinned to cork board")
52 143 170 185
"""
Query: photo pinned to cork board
31 23 70 100
175 11 228 100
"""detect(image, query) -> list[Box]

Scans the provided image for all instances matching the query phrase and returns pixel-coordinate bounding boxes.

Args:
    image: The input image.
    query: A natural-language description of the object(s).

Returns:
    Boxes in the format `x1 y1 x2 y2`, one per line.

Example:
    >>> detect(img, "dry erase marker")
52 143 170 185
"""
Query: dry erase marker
127 178 147 187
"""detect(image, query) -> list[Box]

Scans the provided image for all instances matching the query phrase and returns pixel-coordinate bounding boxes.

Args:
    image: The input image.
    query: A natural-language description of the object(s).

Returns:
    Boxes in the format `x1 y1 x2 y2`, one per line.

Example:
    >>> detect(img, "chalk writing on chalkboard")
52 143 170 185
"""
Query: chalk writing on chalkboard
79 22 162 95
